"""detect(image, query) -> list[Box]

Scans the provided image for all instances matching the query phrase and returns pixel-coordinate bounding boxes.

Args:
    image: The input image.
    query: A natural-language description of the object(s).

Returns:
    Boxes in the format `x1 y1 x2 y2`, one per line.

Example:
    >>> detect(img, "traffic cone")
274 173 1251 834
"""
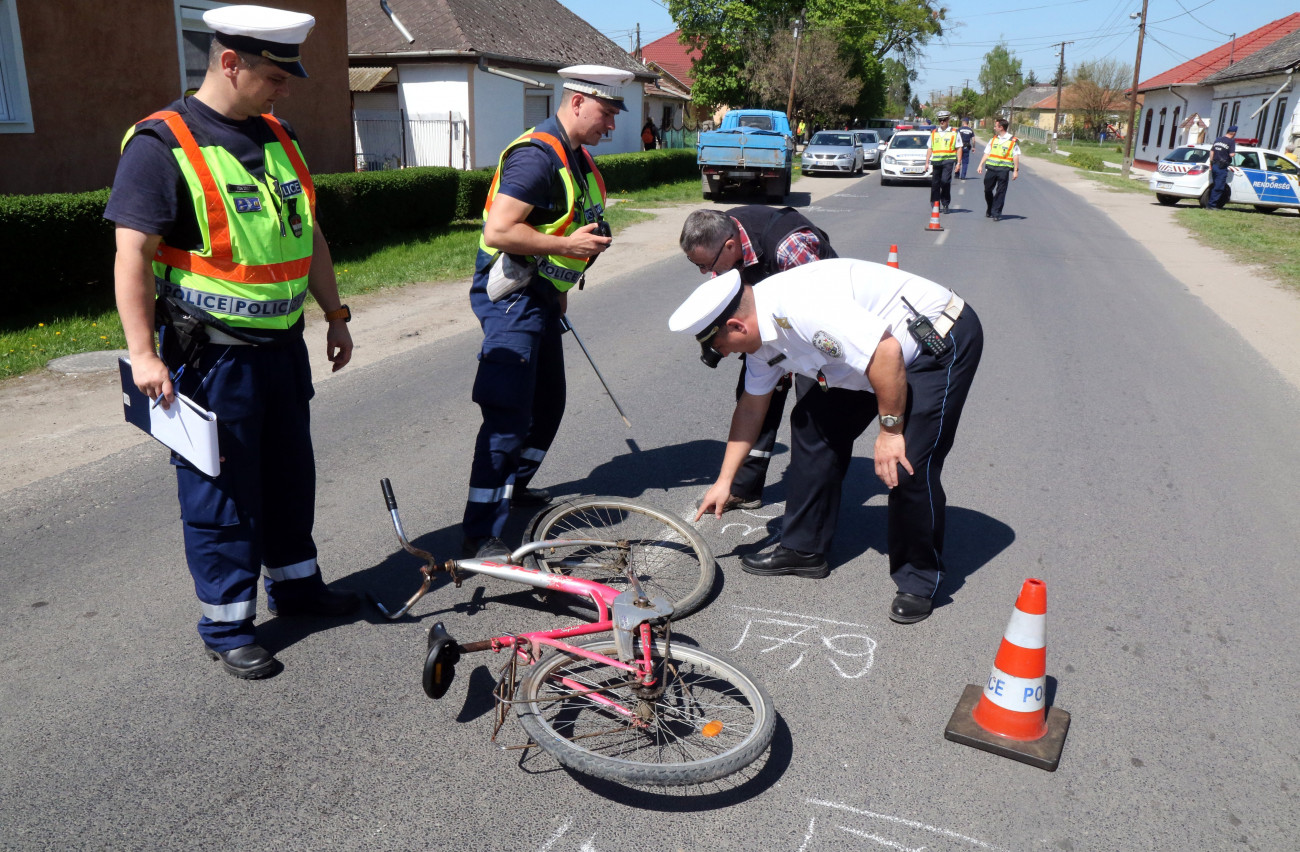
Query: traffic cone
924 201 944 232
886 244 900 268
943 578 1071 771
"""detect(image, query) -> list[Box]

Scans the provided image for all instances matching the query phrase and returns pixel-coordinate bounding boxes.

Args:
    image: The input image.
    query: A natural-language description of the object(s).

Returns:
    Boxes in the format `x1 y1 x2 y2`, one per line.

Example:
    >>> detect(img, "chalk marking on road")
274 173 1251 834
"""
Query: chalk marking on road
731 609 876 679
734 605 872 628
578 837 598 852
935 230 949 245
536 817 571 852
796 817 817 852
807 799 1014 852
837 826 927 851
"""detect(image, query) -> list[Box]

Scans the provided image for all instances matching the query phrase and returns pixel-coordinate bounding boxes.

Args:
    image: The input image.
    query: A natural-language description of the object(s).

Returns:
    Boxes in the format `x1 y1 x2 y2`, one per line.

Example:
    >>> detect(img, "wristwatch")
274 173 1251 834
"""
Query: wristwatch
879 414 902 428
324 304 351 323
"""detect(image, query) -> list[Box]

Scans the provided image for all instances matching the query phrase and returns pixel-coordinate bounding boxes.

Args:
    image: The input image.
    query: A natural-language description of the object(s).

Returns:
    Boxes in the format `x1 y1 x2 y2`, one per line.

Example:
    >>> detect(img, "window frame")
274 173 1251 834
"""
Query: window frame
1268 98 1288 150
175 0 227 96
0 0 34 134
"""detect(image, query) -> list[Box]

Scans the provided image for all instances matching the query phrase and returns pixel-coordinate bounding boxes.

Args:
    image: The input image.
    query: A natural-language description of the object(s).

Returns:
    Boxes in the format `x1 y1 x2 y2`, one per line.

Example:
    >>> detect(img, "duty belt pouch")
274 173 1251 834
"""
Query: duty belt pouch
485 252 537 302
156 296 211 370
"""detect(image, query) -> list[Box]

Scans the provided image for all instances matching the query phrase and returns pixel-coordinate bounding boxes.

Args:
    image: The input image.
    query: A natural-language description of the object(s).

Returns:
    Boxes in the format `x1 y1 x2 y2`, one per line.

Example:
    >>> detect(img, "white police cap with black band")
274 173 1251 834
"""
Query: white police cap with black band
559 65 635 112
669 269 743 338
203 4 316 78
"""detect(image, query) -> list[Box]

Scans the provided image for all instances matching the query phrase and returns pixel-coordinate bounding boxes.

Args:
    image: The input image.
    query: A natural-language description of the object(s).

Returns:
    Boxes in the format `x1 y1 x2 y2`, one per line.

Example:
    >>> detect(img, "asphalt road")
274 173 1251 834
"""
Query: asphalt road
3 167 1299 851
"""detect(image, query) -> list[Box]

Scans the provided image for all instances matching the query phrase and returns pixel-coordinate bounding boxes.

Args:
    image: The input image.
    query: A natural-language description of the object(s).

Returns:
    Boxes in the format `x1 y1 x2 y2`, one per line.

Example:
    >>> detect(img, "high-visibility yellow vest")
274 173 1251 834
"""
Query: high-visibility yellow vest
122 109 316 330
930 128 959 161
478 128 607 293
986 135 1018 169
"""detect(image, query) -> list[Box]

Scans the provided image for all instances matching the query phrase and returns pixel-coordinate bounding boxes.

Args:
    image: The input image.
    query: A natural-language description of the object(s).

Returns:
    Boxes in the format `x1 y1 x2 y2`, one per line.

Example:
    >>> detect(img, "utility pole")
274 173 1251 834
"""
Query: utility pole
634 23 641 59
1121 0 1148 179
1050 41 1072 154
785 8 805 119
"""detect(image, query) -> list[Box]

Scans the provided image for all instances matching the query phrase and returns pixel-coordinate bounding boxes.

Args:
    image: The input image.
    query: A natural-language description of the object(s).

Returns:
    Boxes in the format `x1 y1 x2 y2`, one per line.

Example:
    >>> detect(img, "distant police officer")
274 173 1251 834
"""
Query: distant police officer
958 119 976 179
1208 125 1238 209
678 206 837 511
977 118 1020 221
927 110 959 212
671 260 983 623
462 65 633 559
107 5 359 679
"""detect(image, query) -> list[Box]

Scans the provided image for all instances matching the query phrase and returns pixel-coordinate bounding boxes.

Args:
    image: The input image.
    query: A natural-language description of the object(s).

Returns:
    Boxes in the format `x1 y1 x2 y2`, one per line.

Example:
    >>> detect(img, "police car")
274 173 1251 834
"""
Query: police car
880 130 933 185
1149 144 1300 212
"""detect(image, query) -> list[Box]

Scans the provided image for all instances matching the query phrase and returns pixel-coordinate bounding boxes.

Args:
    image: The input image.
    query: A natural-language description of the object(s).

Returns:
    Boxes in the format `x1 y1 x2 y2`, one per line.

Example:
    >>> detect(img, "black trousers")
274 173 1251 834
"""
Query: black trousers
780 308 984 598
984 167 1012 217
930 160 955 206
730 362 814 500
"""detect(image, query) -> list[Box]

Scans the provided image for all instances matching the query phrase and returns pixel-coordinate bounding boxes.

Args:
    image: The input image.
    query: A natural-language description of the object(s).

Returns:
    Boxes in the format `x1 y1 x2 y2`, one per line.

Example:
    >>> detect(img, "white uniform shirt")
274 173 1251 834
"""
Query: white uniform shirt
745 258 956 395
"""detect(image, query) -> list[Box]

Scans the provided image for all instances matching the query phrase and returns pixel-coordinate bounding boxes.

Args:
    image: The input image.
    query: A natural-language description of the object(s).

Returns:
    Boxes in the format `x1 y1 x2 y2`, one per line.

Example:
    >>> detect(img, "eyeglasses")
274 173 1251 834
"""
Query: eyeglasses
696 240 727 274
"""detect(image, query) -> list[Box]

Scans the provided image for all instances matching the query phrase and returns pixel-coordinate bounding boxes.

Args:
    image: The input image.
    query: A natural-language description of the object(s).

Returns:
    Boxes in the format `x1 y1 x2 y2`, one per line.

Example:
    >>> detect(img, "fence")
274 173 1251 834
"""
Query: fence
353 111 469 171
658 128 699 150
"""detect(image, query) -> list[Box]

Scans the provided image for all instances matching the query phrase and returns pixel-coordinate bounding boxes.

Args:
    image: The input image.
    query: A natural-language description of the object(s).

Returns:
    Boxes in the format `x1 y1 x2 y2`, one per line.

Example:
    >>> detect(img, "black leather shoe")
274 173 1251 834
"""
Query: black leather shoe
741 546 829 578
269 586 361 618
985 211 993 218
207 643 278 679
465 536 510 561
511 487 552 508
941 204 950 214
889 593 933 624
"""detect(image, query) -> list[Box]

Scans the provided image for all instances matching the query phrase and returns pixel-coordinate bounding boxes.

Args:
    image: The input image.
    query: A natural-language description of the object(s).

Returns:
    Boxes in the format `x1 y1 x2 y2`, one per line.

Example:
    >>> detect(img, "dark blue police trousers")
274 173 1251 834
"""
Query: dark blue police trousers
171 334 327 651
779 307 984 598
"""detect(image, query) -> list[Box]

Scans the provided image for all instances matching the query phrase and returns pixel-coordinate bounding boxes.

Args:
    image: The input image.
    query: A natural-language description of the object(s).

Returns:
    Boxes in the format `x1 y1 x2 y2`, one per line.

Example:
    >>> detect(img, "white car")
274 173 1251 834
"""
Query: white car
801 131 865 175
880 131 933 185
1149 144 1300 212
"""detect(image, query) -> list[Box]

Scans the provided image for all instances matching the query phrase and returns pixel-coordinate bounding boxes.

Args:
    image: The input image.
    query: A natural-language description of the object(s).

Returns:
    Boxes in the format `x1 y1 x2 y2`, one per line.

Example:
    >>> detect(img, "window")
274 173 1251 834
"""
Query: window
1156 108 1167 148
1229 100 1240 129
523 90 550 130
661 105 672 129
1268 98 1287 150
176 1 227 95
1216 102 1228 136
1171 107 1180 147
1142 108 1153 145
0 0 33 133
1254 102 1269 143
1264 152 1298 174
1233 151 1259 169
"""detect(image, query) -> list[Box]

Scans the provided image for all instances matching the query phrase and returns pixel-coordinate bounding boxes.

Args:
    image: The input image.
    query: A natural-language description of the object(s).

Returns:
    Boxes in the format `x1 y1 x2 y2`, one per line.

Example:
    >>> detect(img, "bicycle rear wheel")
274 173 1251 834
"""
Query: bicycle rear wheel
524 497 715 619
517 638 775 786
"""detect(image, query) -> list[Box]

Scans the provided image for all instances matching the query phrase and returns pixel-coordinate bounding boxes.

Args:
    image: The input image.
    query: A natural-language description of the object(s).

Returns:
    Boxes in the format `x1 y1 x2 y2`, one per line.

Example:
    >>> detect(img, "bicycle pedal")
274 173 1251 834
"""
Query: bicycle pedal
423 621 462 700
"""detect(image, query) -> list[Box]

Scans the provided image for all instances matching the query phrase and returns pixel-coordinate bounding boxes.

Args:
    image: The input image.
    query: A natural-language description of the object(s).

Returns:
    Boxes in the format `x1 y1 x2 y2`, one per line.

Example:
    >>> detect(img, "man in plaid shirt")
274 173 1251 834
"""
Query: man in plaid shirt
679 206 837 512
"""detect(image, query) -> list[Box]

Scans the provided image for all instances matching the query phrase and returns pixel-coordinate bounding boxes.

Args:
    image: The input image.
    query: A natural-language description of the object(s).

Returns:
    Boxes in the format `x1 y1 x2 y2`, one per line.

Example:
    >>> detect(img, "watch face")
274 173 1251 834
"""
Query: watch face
880 415 900 427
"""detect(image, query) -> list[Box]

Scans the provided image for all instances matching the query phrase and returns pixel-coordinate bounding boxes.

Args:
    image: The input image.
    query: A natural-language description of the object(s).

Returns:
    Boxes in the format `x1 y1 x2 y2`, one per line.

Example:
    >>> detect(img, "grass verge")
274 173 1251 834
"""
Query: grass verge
0 180 686 379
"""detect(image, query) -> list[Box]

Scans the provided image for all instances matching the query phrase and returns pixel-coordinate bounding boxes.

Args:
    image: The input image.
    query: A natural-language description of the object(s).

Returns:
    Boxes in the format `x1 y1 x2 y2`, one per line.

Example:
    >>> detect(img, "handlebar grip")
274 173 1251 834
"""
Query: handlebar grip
381 478 398 510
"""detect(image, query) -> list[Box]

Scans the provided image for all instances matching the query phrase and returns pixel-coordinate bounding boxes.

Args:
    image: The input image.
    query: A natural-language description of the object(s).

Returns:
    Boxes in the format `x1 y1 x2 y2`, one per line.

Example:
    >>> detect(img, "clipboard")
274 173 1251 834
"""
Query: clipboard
119 358 221 477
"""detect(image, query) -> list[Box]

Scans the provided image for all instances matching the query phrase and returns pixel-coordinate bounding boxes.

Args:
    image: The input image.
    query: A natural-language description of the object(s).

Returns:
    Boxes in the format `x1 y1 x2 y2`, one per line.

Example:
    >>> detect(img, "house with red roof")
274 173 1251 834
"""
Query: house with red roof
636 30 703 133
1131 13 1300 169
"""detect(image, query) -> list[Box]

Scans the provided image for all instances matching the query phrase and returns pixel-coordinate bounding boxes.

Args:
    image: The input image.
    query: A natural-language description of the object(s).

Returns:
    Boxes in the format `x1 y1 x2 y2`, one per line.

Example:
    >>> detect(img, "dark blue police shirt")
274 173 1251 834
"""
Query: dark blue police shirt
958 127 975 149
104 96 301 252
1211 135 1236 167
494 115 596 229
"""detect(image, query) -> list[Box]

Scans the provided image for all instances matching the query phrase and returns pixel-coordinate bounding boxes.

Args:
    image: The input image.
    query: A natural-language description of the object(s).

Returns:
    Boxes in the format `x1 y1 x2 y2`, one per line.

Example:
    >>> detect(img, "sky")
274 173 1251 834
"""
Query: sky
558 0 1297 104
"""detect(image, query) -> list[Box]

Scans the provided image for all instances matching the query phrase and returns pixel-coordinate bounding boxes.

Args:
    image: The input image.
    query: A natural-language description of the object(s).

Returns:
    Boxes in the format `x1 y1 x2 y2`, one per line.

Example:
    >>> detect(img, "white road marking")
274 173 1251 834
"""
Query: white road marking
807 799 1015 852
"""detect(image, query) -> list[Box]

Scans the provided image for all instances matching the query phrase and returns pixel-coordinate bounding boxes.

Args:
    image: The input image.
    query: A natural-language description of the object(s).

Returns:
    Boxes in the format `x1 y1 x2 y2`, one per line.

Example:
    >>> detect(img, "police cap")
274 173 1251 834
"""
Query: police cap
669 270 744 366
560 65 635 112
204 5 316 78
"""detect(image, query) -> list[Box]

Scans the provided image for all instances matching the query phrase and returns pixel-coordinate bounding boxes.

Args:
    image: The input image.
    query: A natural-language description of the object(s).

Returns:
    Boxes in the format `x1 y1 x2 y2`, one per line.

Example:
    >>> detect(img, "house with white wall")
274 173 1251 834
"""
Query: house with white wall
346 0 655 170
1131 14 1299 170
1198 28 1300 156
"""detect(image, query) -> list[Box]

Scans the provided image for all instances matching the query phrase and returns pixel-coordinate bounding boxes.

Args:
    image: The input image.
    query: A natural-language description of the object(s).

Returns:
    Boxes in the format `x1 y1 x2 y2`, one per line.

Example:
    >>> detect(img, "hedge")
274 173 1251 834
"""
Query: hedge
1 148 700 318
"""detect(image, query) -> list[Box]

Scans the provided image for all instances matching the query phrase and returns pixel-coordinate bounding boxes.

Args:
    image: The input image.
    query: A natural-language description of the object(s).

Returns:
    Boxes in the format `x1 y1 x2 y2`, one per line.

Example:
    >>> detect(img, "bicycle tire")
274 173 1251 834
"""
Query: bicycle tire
516 638 775 786
524 497 716 619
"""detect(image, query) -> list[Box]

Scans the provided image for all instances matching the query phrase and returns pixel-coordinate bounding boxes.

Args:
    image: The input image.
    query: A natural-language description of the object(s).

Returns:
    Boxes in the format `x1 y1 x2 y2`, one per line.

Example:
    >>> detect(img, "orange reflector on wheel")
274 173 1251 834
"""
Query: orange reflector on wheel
702 720 724 738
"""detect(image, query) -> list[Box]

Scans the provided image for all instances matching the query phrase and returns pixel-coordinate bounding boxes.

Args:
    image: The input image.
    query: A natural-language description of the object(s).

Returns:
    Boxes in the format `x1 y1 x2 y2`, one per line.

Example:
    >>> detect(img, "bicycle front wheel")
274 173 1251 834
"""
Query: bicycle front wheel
517 638 775 787
524 497 715 619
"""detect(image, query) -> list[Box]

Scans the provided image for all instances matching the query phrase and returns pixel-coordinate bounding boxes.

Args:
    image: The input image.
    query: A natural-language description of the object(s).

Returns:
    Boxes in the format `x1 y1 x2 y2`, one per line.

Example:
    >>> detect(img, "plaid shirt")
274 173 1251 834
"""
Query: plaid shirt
733 218 822 272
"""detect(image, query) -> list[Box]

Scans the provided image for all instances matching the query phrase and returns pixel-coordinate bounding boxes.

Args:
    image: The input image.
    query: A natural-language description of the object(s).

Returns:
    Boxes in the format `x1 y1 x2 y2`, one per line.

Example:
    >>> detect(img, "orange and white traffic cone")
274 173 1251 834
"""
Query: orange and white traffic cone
886 244 900 268
924 201 944 232
943 578 1071 771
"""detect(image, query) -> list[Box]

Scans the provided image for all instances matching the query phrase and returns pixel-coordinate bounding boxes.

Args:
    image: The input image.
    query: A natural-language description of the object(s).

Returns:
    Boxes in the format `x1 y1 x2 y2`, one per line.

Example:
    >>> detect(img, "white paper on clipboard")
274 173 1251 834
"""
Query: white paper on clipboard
119 358 221 477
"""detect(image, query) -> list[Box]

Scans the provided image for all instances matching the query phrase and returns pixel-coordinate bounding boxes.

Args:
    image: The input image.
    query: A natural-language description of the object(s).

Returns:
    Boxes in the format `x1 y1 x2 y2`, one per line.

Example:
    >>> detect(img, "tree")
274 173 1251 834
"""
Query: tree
1068 58 1132 139
881 57 916 118
746 27 861 119
948 87 980 120
977 41 1022 118
1025 69 1039 86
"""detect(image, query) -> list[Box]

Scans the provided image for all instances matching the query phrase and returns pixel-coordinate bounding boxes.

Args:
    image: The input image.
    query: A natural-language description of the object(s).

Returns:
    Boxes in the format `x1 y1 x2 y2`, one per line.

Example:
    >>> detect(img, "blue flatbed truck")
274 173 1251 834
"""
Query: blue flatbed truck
697 109 795 203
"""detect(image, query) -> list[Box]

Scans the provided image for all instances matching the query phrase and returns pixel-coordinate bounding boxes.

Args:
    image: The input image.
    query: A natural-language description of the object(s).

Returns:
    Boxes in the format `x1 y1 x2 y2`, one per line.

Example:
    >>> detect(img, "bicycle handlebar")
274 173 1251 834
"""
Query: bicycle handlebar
381 477 398 511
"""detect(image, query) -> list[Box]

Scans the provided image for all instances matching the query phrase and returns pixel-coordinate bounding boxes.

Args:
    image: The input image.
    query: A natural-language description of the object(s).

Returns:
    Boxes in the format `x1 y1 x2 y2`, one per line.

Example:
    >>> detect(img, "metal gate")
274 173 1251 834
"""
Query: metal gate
353 110 469 171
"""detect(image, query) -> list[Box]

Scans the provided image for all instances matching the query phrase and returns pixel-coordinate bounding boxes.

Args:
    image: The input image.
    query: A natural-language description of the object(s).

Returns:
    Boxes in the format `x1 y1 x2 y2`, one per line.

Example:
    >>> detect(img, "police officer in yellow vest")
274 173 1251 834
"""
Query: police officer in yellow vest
108 5 358 680
461 65 633 559
977 117 1021 221
926 110 960 213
